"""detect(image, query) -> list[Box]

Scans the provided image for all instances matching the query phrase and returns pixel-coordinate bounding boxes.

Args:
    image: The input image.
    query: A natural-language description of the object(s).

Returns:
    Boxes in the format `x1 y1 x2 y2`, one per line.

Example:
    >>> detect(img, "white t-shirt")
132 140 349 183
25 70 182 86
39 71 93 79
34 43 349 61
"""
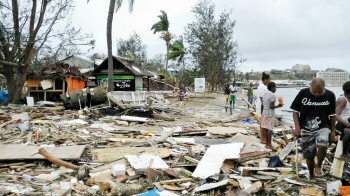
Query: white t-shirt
229 85 237 95
256 82 268 115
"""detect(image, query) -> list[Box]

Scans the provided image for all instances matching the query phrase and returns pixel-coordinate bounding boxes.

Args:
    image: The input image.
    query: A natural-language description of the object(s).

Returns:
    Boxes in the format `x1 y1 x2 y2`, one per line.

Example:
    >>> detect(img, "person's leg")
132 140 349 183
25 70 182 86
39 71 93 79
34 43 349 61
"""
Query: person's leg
315 128 329 177
301 130 317 179
260 116 267 144
341 128 350 161
306 158 316 179
266 129 273 149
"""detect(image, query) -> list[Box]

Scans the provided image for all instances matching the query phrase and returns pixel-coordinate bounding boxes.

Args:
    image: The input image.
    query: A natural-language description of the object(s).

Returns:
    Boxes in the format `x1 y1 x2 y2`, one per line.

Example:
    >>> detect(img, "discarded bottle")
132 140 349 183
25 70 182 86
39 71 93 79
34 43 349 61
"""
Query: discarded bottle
22 173 34 181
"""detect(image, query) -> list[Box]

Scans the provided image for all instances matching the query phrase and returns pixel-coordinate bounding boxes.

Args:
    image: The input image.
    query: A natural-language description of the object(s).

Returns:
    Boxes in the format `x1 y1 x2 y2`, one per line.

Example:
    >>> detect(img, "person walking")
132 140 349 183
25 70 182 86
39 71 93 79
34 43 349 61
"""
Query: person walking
257 72 271 144
224 84 230 105
335 81 350 161
291 78 336 179
229 81 237 115
261 82 283 149
247 82 254 109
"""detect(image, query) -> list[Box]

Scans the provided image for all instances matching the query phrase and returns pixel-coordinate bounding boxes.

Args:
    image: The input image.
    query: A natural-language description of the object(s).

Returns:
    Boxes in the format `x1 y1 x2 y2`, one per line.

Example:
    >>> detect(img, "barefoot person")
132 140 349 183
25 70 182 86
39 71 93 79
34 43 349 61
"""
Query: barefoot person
336 81 350 161
257 72 271 144
261 82 283 149
291 78 336 179
228 81 238 114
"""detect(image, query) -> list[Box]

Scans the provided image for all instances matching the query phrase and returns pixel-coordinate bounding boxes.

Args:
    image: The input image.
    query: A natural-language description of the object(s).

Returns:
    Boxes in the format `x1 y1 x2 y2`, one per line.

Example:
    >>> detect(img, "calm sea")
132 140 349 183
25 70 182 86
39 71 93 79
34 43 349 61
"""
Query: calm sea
254 86 343 125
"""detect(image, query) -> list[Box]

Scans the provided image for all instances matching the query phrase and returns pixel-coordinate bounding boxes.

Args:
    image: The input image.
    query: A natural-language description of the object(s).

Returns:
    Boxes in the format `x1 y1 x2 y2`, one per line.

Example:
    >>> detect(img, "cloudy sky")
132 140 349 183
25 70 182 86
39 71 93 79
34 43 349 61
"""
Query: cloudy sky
71 0 350 72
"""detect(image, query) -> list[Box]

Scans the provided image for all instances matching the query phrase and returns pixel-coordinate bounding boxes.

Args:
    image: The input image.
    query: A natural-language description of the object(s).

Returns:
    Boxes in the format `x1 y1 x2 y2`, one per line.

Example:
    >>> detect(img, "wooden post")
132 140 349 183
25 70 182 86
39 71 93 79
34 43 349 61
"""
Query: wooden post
295 140 299 178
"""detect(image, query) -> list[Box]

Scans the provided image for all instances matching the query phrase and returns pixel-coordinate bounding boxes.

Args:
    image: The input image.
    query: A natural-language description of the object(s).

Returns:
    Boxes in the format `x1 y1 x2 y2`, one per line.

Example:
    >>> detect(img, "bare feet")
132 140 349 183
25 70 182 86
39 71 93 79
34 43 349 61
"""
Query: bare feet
340 154 350 162
314 167 323 177
265 145 273 149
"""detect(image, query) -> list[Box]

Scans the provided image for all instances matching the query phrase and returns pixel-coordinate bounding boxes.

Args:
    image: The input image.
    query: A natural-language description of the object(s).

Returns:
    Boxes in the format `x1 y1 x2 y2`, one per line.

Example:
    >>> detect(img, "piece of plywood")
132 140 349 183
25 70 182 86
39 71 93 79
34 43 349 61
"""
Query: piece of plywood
207 127 248 135
124 155 169 170
0 144 86 161
229 133 267 154
92 147 171 163
279 142 296 161
192 143 244 179
330 140 345 179
194 179 229 192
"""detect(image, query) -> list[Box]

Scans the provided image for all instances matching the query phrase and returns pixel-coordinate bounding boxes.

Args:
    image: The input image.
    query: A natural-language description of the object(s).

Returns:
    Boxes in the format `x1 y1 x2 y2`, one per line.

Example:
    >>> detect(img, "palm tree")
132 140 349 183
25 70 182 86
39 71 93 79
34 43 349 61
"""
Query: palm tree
151 10 173 71
89 0 135 92
168 36 186 70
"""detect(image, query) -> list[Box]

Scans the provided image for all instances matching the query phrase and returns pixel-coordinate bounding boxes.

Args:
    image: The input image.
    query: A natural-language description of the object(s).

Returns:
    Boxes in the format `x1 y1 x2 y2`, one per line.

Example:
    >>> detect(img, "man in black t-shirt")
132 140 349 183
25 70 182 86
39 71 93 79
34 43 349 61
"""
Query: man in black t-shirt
290 78 336 179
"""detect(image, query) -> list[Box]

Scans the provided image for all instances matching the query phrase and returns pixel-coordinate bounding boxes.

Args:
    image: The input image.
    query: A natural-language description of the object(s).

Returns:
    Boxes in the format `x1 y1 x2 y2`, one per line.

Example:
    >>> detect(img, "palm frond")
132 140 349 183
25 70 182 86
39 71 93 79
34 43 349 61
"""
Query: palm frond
128 0 134 12
151 10 169 33
115 0 123 12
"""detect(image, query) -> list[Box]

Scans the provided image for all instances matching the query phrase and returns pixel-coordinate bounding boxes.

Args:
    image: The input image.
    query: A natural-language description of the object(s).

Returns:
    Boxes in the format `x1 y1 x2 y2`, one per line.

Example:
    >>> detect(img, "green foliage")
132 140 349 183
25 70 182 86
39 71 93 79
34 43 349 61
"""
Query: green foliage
159 69 173 82
116 33 147 63
178 69 201 88
151 10 169 33
185 0 240 91
168 36 186 67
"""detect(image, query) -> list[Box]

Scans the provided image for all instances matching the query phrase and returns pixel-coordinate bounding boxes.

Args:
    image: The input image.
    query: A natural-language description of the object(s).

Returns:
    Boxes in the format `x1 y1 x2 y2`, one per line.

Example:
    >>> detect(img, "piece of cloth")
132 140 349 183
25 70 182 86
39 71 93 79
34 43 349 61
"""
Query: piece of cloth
268 156 284 167
290 88 336 132
261 115 275 130
247 86 253 97
262 91 277 117
256 82 268 116
27 79 42 87
339 96 350 121
230 94 236 102
229 85 237 95
67 78 85 93
301 128 329 159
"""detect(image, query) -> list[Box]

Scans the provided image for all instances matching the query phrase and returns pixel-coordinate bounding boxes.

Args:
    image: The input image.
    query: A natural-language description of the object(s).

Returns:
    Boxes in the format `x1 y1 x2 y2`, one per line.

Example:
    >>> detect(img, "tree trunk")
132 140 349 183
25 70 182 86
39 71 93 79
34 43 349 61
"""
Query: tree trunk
165 41 169 71
106 0 116 92
3 65 28 104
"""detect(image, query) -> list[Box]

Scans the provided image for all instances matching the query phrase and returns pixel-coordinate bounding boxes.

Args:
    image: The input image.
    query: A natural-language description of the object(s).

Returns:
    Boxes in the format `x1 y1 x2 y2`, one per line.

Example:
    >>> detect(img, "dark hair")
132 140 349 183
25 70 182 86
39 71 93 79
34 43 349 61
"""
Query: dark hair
262 72 270 81
267 82 276 90
343 81 350 95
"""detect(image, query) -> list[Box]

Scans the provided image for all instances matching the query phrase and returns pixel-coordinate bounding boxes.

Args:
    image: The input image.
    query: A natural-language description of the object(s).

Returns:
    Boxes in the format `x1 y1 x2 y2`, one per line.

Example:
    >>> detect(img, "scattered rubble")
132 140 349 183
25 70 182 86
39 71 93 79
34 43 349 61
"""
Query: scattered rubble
0 92 349 195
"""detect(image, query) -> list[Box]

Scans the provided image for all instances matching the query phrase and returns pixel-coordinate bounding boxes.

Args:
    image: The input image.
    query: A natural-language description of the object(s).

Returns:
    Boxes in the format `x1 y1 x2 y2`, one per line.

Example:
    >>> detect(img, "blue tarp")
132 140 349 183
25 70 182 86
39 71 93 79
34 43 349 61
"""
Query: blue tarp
0 90 8 102
136 189 179 196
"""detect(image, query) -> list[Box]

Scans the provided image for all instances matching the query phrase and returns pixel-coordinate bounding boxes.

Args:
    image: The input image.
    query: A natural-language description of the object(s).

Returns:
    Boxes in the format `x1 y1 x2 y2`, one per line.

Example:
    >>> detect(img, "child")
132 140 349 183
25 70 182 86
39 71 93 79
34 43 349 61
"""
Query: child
261 82 283 149
179 91 185 101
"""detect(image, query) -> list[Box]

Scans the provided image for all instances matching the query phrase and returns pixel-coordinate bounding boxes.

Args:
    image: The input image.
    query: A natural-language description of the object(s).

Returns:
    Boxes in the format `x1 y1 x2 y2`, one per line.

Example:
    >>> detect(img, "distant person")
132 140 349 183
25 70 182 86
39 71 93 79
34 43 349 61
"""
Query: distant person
257 72 271 144
261 82 283 149
335 81 350 161
224 84 230 105
229 81 238 114
247 82 254 109
291 78 336 179
179 91 185 101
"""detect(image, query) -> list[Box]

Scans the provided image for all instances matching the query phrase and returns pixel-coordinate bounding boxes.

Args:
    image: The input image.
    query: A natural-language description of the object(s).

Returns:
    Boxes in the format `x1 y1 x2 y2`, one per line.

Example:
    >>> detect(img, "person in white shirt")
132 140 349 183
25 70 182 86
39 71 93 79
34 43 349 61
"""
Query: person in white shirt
228 81 238 115
256 72 271 144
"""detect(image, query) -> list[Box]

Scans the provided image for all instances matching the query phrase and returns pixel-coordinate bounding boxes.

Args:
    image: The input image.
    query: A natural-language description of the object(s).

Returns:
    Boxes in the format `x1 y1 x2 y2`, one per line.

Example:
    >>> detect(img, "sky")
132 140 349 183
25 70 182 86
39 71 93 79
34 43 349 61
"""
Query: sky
71 0 350 73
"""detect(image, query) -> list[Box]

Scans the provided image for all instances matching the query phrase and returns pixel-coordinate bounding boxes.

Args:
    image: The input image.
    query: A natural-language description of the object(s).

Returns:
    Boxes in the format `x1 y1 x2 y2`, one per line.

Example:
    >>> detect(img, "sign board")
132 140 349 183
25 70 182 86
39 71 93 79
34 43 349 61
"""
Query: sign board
114 79 135 91
194 78 205 93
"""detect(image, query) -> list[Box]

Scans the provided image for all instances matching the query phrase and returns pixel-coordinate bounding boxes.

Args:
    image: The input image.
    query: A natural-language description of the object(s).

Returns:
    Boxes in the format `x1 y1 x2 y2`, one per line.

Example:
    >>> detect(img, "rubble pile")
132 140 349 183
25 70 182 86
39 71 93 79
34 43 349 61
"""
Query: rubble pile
0 93 349 196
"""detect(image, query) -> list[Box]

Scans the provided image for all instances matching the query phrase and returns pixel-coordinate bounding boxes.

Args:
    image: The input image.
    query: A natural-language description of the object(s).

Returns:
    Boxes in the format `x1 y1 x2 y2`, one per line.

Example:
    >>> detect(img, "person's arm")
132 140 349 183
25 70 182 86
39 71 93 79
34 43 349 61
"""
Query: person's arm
293 111 301 140
336 97 350 127
269 101 283 109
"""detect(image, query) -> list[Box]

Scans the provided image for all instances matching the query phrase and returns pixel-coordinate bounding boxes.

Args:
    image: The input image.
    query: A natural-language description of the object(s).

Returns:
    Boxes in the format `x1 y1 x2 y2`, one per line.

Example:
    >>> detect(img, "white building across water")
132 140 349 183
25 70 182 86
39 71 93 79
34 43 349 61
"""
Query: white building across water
316 68 349 86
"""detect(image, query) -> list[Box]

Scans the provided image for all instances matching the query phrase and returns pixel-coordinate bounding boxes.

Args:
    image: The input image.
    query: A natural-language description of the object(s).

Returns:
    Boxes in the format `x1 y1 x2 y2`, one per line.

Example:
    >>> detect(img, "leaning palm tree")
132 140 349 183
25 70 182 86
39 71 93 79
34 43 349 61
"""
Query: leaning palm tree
151 10 173 71
168 36 186 70
88 0 135 92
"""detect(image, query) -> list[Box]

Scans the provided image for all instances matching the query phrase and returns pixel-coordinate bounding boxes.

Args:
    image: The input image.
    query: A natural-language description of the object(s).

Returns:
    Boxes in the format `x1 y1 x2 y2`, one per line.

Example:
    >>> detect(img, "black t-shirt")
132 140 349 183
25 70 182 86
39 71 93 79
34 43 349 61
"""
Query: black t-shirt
290 88 336 132
225 87 230 95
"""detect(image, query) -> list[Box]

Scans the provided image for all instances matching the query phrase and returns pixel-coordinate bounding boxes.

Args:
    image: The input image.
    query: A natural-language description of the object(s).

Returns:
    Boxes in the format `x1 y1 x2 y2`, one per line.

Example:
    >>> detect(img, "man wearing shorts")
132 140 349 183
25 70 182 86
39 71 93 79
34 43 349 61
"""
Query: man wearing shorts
291 78 336 179
229 81 237 114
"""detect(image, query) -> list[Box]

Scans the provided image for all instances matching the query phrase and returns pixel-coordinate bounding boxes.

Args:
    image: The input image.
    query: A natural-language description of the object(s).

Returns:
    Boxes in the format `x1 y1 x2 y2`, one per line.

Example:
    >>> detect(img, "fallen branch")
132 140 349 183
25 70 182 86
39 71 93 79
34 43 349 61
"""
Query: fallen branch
38 148 80 170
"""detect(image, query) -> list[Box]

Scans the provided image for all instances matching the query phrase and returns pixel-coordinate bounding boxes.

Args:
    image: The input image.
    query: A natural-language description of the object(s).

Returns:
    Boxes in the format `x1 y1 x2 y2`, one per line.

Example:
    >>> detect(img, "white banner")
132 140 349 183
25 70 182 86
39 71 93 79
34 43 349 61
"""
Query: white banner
194 78 205 93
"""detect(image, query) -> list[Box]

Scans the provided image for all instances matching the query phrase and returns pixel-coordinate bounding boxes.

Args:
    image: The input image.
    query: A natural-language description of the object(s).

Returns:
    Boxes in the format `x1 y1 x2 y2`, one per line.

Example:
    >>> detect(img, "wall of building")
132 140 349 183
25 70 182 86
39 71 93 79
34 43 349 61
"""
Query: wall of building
316 71 349 86
135 76 143 91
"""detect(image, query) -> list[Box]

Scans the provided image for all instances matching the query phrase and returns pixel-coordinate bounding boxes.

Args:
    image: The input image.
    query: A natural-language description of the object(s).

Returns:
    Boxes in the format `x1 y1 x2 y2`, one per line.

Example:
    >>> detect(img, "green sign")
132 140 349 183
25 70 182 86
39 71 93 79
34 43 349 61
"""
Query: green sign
96 75 135 80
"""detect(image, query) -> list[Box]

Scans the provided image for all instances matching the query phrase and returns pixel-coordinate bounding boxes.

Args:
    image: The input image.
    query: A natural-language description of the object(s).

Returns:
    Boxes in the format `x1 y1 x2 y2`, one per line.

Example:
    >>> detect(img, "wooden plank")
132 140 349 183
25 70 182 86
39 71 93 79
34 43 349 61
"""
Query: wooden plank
91 147 171 163
279 142 296 161
207 127 248 135
157 127 177 142
330 139 345 179
159 178 193 185
0 145 86 161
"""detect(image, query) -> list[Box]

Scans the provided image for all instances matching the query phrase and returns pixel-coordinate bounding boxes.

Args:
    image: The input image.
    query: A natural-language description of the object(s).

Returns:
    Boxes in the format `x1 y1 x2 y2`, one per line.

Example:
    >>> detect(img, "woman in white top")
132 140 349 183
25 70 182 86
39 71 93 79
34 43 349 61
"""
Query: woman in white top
336 81 350 161
256 72 271 144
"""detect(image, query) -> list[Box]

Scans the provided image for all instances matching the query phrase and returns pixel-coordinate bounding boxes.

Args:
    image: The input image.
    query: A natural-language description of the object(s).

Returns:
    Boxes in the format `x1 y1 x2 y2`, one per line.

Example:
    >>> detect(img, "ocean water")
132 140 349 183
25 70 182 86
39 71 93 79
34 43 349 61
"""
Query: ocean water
254 86 343 125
